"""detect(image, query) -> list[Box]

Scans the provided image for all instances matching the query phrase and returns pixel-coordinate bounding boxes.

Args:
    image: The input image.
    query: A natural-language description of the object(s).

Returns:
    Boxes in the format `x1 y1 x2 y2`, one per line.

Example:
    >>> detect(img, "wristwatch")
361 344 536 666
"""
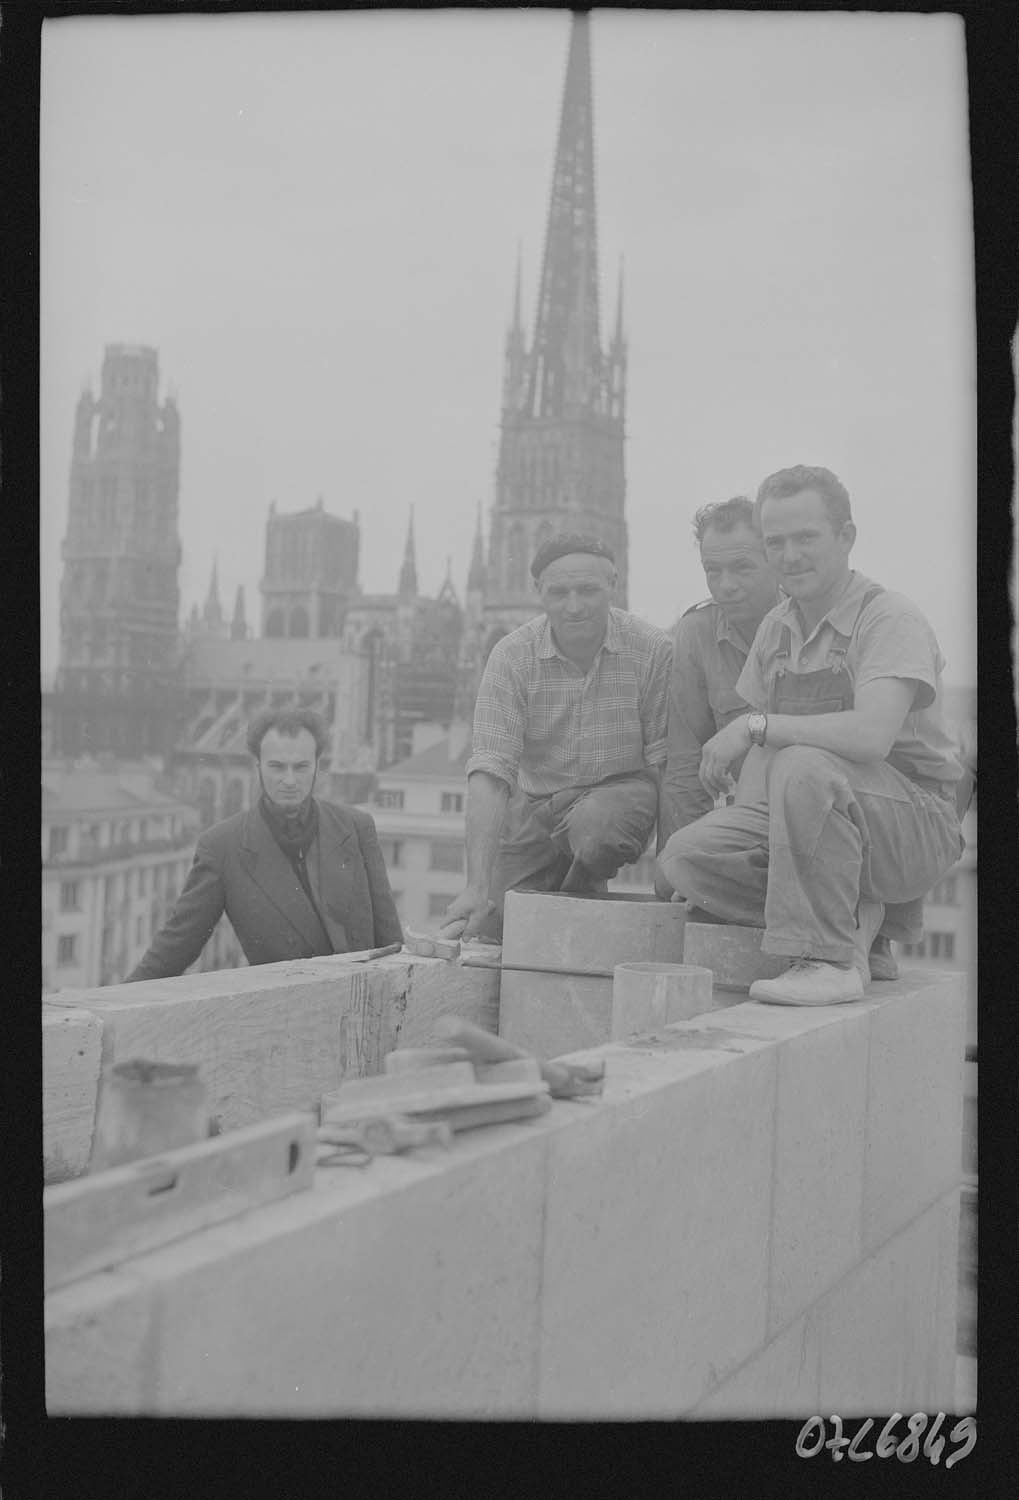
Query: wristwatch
747 712 768 748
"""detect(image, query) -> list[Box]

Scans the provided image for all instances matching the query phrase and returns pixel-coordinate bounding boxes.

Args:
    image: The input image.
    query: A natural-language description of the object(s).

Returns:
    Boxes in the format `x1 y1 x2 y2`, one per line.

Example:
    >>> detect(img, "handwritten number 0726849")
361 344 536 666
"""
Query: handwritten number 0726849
795 1413 976 1467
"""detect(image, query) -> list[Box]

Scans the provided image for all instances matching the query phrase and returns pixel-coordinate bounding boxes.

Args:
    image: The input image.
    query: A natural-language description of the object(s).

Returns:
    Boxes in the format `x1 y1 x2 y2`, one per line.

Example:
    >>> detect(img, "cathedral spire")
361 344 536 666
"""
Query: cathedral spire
527 12 602 420
436 553 459 607
398 507 418 598
203 557 224 630
484 10 628 636
467 502 486 594
230 584 247 641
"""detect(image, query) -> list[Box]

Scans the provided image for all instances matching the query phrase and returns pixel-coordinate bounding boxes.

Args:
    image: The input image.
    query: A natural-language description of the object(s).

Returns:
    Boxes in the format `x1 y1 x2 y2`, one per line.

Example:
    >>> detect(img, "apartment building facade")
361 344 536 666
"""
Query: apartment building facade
42 759 201 992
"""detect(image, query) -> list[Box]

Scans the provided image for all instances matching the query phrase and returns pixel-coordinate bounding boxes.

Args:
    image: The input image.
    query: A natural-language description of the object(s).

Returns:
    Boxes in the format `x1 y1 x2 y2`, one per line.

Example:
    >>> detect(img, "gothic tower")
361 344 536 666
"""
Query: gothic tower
54 344 182 757
484 12 627 642
260 497 360 639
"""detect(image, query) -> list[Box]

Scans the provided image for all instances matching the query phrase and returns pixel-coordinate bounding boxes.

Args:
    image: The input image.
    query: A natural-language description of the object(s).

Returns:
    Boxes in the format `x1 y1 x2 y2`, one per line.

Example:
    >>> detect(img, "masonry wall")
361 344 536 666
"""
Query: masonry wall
44 966 965 1418
42 954 499 1183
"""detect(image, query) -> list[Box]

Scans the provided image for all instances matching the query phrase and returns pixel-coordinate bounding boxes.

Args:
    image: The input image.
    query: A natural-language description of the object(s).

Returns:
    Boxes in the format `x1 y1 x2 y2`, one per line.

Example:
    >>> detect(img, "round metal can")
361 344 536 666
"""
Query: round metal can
90 1059 208 1171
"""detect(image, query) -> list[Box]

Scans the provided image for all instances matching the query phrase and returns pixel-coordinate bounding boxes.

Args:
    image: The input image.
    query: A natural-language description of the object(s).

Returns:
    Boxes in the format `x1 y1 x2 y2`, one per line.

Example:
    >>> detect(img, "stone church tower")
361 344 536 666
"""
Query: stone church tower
483 12 627 646
259 497 360 639
54 344 182 756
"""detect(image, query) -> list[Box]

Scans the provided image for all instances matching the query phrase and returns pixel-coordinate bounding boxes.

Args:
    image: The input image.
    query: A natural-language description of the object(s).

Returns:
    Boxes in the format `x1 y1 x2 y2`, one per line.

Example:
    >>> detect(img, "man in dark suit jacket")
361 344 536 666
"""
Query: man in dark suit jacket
127 707 402 981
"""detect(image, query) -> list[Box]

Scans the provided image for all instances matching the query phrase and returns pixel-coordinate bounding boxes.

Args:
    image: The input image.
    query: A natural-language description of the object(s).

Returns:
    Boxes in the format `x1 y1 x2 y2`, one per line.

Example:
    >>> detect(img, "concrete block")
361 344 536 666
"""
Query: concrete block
498 968 613 1056
537 1043 776 1418
42 1005 103 1183
43 959 497 1154
502 889 686 976
767 1009 870 1334
610 963 713 1041
682 922 787 992
815 1192 960 1415
697 996 875 1043
46 1265 157 1414
690 1307 822 1418
141 1127 548 1417
64 973 357 1136
861 972 966 1252
371 953 500 1046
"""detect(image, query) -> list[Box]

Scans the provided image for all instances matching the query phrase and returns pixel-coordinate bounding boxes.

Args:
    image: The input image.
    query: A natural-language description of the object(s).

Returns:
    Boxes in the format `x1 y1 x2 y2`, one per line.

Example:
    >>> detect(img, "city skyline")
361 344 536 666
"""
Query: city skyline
41 9 976 683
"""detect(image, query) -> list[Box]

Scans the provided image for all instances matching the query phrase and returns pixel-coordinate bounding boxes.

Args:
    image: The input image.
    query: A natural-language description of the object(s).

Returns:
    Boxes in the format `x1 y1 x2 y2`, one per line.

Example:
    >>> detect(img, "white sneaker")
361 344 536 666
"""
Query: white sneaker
750 959 865 1007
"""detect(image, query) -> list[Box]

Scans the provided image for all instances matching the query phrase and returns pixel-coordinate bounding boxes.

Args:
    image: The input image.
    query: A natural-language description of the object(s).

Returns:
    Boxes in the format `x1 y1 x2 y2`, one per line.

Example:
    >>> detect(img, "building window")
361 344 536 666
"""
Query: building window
136 915 145 945
57 934 77 966
59 881 81 912
49 826 69 859
902 938 927 958
928 932 956 961
440 792 464 813
428 892 453 919
375 790 405 810
379 839 403 868
430 840 464 873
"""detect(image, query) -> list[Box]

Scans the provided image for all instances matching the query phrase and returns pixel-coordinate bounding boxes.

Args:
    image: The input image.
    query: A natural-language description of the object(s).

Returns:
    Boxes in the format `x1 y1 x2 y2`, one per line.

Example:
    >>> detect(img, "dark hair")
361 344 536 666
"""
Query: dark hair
692 496 757 545
246 706 331 760
754 465 852 532
530 532 616 582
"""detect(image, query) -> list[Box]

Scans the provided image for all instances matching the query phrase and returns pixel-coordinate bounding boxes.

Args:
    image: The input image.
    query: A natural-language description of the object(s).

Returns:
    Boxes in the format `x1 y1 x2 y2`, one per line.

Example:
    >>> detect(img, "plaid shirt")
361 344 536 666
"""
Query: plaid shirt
466 608 672 797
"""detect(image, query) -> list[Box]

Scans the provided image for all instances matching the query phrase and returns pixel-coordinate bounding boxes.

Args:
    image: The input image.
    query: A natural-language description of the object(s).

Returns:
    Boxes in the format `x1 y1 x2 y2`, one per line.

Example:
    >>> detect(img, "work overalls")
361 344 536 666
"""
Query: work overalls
768 585 884 719
659 588 962 963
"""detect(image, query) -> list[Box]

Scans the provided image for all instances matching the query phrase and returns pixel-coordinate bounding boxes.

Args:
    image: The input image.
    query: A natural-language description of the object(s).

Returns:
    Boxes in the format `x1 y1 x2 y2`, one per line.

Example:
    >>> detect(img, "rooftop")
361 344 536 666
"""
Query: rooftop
41 760 193 817
380 734 471 781
182 637 361 683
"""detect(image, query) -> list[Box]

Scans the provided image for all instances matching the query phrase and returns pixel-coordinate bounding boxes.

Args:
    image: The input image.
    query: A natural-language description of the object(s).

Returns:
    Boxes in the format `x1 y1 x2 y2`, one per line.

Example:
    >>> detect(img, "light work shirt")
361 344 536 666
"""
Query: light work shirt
466 607 672 797
661 599 758 838
736 571 964 787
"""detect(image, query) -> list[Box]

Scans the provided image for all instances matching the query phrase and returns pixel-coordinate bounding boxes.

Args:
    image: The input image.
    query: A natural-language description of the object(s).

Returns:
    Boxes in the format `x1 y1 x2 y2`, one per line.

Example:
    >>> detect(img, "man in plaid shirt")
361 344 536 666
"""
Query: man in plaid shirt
443 533 672 941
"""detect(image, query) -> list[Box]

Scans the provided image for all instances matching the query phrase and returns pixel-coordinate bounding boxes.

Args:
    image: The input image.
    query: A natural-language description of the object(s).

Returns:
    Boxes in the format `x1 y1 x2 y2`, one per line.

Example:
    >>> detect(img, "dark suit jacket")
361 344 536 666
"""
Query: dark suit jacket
127 800 403 982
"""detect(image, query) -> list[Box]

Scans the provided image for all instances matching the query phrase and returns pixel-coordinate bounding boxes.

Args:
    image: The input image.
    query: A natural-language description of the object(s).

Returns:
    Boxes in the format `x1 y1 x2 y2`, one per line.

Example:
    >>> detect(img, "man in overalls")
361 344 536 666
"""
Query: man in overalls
657 465 965 1005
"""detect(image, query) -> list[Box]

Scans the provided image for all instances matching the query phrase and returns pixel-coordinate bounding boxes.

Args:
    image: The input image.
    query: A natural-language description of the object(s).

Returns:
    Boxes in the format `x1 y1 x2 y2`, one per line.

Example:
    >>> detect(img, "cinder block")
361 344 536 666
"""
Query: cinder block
502 889 686 976
861 972 966 1252
690 1306 822 1418
682 922 787 992
814 1192 960 1415
611 962 713 1040
767 1010 870 1335
42 1005 103 1183
537 1043 776 1418
142 1128 548 1417
46 1265 157 1414
498 968 613 1056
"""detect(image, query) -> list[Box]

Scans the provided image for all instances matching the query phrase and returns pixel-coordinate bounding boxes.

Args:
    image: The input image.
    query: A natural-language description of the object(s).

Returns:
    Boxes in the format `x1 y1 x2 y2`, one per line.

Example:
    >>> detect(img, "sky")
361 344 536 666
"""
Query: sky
40 8 976 684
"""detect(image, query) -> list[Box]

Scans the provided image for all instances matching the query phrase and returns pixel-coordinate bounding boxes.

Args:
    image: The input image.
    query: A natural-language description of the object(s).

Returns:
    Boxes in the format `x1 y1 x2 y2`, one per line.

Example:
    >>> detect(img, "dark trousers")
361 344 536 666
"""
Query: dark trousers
481 771 659 940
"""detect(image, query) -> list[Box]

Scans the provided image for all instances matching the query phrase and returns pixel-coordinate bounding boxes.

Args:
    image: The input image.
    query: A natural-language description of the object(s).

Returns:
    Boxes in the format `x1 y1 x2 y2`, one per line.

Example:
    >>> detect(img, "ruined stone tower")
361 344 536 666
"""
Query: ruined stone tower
54 344 182 756
483 12 627 646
